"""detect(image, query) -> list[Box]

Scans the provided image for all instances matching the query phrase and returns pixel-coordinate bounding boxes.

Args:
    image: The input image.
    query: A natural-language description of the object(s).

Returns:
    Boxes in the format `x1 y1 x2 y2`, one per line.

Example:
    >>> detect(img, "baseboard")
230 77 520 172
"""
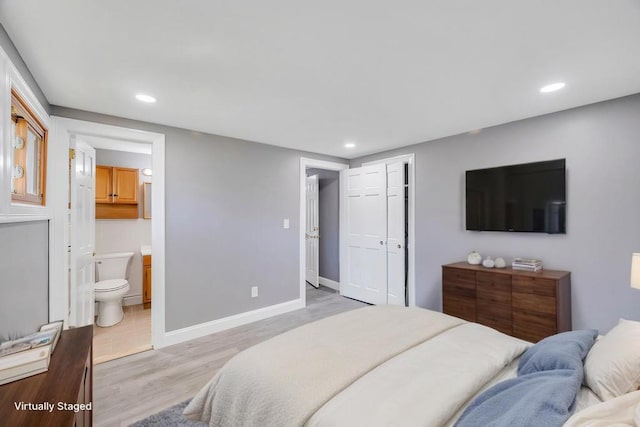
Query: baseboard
123 294 143 306
318 276 340 291
158 298 305 348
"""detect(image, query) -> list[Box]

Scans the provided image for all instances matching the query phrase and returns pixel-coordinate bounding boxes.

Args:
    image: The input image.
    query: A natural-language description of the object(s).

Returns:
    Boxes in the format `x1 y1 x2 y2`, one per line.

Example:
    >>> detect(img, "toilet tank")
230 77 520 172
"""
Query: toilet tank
95 252 134 281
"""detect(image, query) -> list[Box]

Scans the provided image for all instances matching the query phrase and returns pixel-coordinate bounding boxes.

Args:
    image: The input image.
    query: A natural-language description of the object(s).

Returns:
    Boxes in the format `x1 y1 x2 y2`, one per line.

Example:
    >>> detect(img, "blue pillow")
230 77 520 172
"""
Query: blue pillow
518 329 598 375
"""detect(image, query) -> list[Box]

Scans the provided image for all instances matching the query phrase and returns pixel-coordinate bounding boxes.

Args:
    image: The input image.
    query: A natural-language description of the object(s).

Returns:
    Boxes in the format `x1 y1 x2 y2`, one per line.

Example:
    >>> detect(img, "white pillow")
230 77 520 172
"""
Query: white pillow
584 319 640 401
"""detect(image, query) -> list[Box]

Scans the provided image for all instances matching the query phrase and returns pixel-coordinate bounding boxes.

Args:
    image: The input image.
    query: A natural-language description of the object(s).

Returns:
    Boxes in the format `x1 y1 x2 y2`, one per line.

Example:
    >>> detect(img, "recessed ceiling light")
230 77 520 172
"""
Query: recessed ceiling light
539 82 566 93
135 94 157 103
344 142 356 148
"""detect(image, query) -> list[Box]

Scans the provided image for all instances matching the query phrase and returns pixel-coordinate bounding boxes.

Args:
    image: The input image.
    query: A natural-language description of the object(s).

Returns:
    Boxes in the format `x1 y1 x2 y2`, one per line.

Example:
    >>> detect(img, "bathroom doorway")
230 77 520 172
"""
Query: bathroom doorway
89 139 154 363
300 158 348 306
54 116 165 362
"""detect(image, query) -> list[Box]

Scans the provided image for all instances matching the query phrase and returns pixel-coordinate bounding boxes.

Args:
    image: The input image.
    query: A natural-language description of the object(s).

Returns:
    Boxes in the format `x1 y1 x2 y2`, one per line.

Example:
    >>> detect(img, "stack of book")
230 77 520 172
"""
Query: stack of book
0 321 63 385
512 258 543 272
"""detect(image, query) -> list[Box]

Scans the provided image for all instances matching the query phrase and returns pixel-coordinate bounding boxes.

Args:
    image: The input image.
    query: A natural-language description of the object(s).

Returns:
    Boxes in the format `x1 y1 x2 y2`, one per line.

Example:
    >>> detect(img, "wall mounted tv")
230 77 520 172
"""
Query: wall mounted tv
465 159 566 234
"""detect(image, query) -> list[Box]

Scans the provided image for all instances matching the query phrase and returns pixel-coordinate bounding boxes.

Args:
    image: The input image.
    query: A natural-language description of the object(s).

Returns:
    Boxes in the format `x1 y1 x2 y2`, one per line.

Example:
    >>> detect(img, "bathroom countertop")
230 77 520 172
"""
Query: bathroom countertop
140 245 152 256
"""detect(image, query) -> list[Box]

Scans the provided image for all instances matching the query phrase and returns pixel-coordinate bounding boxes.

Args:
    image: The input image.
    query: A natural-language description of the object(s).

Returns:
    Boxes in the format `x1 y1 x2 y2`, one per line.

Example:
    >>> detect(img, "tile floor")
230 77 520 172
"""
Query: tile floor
93 304 152 364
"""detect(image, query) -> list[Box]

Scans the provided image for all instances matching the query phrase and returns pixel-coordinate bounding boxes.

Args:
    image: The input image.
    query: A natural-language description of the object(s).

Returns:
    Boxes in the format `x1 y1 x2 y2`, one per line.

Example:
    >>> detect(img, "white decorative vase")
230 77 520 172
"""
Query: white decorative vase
494 257 506 269
467 251 482 265
482 256 495 268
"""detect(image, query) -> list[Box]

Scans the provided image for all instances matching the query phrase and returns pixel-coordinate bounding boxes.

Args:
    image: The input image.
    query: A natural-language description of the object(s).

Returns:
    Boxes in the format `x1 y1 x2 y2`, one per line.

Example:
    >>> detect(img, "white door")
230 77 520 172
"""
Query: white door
341 164 388 304
69 138 96 327
386 162 406 306
305 175 320 288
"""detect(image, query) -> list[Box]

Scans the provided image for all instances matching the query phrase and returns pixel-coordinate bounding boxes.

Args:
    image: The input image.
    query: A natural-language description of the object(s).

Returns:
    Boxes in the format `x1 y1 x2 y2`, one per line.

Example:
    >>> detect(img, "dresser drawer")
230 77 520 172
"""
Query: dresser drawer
443 294 476 322
443 268 476 298
512 293 556 315
477 288 511 305
513 311 557 342
477 291 512 335
443 268 476 286
477 312 512 336
512 276 556 297
477 298 511 319
476 271 511 293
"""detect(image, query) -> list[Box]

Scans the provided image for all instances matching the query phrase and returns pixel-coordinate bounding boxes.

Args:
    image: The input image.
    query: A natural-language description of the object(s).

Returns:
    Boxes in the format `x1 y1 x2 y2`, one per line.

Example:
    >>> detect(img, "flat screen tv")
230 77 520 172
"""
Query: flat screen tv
465 159 566 233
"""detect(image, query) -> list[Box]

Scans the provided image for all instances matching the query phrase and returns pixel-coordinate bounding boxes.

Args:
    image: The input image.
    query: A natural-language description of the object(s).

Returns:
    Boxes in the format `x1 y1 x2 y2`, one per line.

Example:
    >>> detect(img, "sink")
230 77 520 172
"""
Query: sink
140 245 152 256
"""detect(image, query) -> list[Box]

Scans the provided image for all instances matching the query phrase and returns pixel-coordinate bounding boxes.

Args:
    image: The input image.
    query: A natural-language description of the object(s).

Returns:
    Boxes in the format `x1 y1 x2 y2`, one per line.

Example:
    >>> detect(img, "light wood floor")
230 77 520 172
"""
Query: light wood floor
93 304 151 364
94 285 367 427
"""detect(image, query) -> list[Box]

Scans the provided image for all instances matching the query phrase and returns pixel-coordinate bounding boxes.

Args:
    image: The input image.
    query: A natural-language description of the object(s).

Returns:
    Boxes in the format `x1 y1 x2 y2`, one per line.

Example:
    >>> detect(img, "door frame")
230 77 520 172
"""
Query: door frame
50 117 165 348
299 158 349 306
362 153 416 306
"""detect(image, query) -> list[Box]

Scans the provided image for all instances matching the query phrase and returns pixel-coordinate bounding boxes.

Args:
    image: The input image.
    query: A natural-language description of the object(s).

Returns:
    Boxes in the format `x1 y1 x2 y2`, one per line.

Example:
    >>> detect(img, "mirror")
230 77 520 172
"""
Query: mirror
142 182 152 219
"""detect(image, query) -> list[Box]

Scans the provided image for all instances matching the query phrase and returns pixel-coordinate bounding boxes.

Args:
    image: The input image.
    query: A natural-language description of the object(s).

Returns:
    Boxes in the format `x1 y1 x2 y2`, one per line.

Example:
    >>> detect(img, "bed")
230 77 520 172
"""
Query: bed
183 305 640 427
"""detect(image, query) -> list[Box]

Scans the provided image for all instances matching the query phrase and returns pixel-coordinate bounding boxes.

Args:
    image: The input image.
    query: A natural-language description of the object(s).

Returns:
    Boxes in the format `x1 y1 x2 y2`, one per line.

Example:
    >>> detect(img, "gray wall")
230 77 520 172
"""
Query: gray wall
0 27 50 340
52 106 347 332
0 221 49 339
95 149 152 302
351 93 640 333
0 23 50 113
307 169 340 282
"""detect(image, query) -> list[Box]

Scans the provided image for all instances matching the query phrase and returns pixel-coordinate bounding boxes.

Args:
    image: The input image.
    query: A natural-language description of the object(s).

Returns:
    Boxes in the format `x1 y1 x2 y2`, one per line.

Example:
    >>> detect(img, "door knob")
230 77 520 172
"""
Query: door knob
380 241 384 245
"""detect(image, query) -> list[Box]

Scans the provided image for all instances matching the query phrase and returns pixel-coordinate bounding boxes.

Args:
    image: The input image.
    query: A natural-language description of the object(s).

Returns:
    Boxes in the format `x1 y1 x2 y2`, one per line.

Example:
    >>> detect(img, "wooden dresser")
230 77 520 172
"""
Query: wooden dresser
442 262 571 342
0 326 93 426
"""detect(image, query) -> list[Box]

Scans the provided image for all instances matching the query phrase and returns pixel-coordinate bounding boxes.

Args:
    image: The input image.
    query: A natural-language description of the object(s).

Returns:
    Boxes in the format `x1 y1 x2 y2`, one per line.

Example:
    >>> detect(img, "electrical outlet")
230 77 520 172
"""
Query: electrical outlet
283 218 290 229
251 286 258 298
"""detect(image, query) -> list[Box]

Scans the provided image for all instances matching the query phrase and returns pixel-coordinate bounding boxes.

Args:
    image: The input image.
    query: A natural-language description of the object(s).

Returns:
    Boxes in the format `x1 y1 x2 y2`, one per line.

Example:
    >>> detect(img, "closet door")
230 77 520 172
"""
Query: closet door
341 164 388 304
386 162 406 305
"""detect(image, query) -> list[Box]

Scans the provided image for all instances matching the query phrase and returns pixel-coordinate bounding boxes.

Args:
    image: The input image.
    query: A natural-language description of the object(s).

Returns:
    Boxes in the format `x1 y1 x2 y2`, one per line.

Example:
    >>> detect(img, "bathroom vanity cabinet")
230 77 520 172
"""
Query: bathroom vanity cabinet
0 326 93 426
143 254 152 308
96 165 139 219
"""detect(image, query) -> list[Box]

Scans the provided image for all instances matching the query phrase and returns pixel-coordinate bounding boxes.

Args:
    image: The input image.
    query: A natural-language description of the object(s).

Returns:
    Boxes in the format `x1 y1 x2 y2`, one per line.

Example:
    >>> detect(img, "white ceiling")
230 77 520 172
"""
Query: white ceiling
1 1 640 159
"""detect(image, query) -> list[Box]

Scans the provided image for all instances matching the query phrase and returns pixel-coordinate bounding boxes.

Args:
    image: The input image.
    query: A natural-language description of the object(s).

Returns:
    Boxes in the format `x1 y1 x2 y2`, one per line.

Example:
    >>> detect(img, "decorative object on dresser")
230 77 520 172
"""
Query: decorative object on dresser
442 262 571 342
494 257 506 269
467 251 482 265
482 256 495 268
512 257 543 272
0 326 93 427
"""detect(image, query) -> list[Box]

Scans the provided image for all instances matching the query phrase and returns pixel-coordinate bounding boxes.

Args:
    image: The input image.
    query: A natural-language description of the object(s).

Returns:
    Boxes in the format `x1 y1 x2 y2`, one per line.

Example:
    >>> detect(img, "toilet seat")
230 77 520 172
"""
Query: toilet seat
95 279 129 292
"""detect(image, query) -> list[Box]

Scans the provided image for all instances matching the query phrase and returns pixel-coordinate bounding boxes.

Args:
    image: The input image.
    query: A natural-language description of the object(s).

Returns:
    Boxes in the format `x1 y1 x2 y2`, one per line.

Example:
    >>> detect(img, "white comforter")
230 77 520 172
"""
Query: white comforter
184 306 530 427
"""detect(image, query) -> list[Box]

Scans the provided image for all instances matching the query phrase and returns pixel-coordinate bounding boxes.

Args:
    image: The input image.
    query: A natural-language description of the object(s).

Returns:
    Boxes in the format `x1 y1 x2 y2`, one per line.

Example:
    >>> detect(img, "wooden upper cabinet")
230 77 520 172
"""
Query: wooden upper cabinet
112 167 139 204
95 165 139 219
95 166 112 203
95 166 138 205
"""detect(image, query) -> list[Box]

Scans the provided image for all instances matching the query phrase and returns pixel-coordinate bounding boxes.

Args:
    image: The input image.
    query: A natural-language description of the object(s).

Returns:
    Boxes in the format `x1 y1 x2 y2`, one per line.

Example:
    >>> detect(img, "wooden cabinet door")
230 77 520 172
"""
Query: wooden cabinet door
95 166 112 203
143 255 152 307
113 167 138 204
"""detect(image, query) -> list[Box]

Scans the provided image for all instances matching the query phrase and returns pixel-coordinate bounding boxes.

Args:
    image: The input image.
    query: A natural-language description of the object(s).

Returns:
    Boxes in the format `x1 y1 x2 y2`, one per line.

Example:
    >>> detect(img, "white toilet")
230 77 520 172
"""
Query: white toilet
95 252 134 327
